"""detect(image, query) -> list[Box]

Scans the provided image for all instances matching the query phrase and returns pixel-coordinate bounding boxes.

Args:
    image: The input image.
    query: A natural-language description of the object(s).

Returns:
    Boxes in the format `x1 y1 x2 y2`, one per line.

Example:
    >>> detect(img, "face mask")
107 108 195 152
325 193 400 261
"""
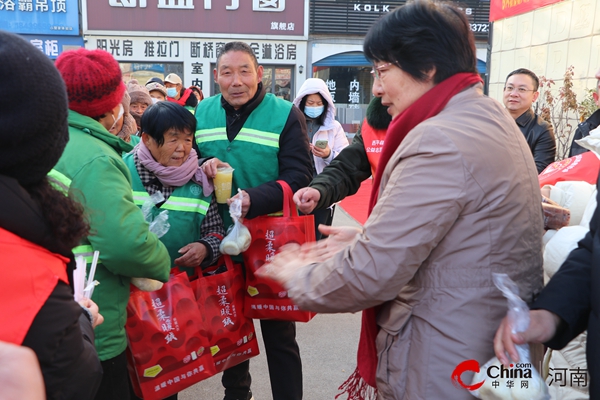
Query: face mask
151 97 159 104
166 87 178 98
304 106 324 119
109 104 124 132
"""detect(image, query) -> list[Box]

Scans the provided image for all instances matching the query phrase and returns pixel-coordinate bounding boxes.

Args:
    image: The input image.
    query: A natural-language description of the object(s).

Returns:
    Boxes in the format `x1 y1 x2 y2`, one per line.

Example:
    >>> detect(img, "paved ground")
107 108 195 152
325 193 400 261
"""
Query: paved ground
180 208 363 400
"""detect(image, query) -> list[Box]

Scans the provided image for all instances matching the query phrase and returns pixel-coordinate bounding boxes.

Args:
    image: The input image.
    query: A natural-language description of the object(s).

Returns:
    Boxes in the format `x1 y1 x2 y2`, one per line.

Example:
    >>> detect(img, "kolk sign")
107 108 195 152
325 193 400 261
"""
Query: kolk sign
85 0 305 36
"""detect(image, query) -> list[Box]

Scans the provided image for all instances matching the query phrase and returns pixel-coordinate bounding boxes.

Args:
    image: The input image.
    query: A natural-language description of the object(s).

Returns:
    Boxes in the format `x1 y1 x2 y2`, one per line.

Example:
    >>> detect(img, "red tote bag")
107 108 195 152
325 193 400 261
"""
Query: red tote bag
242 180 317 322
126 272 217 400
538 151 600 187
193 256 260 372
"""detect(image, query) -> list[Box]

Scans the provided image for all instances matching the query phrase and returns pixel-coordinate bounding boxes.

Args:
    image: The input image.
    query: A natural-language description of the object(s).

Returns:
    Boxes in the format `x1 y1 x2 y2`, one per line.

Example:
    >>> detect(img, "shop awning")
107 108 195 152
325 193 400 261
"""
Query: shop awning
313 51 370 67
313 51 487 73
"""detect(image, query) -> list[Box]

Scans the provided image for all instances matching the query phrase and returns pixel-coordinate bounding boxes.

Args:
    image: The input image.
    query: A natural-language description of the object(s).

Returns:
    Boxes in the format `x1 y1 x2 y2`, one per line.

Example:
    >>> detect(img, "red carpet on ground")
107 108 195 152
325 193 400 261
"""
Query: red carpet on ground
339 179 372 225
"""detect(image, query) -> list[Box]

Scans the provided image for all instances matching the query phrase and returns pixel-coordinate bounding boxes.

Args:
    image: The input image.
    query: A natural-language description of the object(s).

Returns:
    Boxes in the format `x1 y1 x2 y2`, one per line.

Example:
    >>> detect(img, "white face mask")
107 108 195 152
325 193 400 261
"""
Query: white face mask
151 97 159 104
109 104 124 132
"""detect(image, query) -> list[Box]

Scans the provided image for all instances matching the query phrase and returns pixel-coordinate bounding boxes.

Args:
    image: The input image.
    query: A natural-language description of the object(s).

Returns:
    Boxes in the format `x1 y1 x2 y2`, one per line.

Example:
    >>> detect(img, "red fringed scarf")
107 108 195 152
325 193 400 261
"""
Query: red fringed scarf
337 72 483 400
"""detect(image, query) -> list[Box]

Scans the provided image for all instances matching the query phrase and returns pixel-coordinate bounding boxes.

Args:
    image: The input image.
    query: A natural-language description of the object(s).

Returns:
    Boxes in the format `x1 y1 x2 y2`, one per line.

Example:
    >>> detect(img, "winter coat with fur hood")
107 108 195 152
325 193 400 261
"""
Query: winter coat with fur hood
293 78 348 174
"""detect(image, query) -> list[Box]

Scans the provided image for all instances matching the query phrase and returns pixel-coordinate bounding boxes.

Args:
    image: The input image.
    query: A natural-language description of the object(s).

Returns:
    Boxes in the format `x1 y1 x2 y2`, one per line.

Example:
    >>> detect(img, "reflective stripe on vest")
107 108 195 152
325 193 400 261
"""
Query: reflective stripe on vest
48 169 72 194
195 127 280 149
132 191 209 215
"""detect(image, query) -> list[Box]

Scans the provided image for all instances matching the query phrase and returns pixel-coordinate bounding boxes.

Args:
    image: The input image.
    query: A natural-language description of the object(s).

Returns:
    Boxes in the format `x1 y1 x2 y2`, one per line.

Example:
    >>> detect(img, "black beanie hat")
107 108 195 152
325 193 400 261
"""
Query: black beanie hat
0 30 69 186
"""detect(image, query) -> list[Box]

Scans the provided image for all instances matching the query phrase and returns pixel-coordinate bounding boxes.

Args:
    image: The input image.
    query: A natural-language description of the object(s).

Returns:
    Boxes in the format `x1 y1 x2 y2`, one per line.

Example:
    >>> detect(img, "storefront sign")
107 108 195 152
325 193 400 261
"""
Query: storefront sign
21 34 83 58
310 0 490 40
0 0 79 35
490 0 564 21
85 0 305 36
88 36 306 95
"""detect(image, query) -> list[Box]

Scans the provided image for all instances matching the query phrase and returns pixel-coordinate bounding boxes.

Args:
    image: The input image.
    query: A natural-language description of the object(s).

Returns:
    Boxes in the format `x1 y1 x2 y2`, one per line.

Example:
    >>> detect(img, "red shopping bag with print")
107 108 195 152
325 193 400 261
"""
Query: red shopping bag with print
192 256 260 372
242 180 317 322
126 272 217 400
538 151 600 187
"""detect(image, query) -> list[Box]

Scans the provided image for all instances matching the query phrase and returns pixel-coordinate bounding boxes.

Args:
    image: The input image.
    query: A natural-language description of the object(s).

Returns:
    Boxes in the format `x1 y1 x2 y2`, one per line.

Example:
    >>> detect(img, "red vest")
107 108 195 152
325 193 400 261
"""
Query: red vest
360 118 387 176
0 227 69 345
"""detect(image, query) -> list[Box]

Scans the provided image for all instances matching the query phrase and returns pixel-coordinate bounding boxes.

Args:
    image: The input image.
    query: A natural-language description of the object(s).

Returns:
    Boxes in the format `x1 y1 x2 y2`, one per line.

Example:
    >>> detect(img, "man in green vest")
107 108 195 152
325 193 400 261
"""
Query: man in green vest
195 41 312 400
53 48 171 400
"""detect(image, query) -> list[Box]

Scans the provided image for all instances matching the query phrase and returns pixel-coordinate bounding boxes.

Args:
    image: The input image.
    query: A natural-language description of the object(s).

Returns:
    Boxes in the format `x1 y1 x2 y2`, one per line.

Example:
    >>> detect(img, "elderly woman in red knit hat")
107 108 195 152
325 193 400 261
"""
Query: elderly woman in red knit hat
53 48 171 400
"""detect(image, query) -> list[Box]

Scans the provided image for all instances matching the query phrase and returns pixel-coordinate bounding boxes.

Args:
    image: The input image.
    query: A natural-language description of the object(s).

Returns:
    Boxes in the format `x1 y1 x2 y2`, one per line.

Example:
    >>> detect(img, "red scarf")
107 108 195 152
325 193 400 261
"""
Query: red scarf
337 72 483 400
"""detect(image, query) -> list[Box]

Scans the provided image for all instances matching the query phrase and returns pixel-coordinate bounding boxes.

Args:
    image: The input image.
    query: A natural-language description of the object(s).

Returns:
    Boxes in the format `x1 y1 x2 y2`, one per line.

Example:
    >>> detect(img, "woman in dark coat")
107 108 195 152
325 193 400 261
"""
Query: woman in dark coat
0 31 103 400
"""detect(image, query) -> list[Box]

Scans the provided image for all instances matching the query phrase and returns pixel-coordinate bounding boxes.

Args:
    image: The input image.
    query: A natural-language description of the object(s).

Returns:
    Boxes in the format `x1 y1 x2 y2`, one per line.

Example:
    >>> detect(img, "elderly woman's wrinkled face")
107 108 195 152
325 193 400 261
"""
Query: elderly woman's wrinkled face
373 62 435 119
145 128 193 167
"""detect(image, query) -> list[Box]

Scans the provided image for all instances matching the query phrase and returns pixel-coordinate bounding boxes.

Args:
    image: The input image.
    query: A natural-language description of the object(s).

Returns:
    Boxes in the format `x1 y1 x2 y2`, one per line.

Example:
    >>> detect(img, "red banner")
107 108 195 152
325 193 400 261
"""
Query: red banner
490 0 564 22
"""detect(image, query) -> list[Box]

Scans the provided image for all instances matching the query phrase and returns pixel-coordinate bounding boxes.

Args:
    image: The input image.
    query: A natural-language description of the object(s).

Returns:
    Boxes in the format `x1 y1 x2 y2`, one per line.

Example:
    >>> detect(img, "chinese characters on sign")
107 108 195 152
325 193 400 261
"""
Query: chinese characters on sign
366 139 384 155
326 79 337 103
348 79 360 108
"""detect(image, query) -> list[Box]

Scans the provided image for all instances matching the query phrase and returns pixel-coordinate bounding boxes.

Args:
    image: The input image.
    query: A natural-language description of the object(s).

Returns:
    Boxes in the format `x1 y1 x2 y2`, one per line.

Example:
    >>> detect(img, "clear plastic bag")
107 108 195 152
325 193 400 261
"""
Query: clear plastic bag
141 192 170 238
470 273 550 400
219 189 251 256
132 192 170 291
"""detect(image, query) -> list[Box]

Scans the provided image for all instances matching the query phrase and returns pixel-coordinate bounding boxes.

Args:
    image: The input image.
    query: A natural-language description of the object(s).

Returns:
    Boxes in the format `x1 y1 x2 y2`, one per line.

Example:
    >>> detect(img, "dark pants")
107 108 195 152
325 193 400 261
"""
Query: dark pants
222 319 302 400
312 205 335 240
94 351 130 400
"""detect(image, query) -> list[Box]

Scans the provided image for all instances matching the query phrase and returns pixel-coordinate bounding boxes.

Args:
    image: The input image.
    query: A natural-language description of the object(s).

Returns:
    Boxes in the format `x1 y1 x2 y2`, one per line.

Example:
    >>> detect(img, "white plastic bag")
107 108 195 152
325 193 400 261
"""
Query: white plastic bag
132 192 170 292
219 189 251 256
470 273 550 400
141 192 170 238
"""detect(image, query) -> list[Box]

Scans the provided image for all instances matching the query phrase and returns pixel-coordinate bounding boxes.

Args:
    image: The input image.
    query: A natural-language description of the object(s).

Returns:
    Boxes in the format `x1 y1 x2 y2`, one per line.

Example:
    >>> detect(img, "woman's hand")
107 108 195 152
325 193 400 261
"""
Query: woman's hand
201 158 231 178
310 143 331 159
256 225 363 284
294 187 321 214
175 242 208 267
493 309 561 366
78 298 104 328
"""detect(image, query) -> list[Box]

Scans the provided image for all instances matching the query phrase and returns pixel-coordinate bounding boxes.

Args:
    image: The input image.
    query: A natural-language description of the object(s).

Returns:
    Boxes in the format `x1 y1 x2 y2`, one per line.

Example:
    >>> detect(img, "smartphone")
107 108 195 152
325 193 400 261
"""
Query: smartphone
315 140 328 149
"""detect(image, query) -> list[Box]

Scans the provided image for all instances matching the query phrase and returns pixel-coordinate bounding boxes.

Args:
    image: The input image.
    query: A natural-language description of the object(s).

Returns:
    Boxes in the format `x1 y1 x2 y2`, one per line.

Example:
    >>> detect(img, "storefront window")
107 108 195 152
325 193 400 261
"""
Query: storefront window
212 64 295 102
119 62 184 84
312 66 372 134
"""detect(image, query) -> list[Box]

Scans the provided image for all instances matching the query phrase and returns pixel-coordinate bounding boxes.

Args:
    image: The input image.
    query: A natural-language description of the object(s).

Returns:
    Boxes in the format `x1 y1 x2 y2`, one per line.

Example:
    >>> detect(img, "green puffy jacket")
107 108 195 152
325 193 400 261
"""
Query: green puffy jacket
53 110 171 361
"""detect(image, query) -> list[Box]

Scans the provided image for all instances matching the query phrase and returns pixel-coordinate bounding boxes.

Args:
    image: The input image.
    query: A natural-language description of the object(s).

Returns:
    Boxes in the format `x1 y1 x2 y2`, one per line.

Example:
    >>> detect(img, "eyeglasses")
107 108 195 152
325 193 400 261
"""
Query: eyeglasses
504 86 535 94
370 63 394 80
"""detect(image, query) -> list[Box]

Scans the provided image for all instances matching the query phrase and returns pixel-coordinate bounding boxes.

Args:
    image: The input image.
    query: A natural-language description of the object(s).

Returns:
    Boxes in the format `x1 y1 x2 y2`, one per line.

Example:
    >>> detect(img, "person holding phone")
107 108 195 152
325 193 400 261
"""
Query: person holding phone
293 78 349 238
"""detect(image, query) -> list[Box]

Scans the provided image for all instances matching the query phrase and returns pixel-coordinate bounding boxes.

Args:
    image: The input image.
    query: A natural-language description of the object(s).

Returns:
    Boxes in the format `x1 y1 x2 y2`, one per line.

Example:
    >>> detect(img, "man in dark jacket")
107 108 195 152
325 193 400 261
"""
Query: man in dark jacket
503 68 556 173
494 172 600 397
195 41 312 400
569 69 600 157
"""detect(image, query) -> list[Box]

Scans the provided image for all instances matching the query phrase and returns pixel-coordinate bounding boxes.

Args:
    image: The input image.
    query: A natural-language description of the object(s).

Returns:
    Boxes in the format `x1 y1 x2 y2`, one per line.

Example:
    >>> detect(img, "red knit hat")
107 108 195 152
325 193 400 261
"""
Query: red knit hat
55 48 126 118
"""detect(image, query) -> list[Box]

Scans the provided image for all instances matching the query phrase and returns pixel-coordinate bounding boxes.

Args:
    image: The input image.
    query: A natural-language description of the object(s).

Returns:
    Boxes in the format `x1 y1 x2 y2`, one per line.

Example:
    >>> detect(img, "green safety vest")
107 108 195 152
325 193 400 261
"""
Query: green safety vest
122 153 211 270
195 93 291 228
47 168 99 264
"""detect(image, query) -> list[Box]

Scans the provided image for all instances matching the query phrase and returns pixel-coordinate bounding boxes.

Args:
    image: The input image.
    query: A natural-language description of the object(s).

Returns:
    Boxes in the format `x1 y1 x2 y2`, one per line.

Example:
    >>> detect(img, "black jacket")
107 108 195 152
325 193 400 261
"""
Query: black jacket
309 96 391 209
0 175 102 400
219 83 313 218
515 109 556 173
569 109 600 157
532 173 600 397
